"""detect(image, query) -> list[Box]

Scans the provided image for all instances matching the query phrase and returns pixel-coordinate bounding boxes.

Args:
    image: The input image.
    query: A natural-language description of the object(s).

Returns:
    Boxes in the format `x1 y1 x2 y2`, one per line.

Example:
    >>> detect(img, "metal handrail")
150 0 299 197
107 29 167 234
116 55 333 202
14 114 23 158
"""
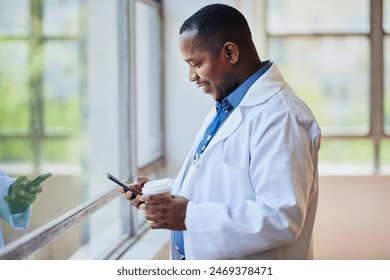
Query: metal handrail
0 187 120 260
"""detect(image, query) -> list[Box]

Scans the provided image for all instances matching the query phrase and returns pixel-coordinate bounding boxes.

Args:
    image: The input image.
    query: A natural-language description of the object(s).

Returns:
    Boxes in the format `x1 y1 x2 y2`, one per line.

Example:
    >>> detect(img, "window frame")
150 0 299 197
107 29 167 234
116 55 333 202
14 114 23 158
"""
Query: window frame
263 0 390 173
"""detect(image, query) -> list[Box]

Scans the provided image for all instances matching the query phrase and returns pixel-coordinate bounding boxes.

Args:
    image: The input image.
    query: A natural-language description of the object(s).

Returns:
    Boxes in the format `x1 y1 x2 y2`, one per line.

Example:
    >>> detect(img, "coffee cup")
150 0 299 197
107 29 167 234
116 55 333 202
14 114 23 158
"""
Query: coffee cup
142 178 172 199
142 178 172 223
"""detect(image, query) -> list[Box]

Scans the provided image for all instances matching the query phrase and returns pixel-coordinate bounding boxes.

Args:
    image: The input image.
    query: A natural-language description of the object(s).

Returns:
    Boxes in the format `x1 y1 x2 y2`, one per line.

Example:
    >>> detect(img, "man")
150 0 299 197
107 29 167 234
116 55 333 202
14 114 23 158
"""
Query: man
123 4 321 260
0 169 43 247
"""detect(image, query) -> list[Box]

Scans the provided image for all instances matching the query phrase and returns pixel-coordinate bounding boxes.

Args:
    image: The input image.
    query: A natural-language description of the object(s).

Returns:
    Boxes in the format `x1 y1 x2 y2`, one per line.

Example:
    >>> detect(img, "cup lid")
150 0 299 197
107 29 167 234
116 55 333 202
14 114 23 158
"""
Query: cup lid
143 178 172 195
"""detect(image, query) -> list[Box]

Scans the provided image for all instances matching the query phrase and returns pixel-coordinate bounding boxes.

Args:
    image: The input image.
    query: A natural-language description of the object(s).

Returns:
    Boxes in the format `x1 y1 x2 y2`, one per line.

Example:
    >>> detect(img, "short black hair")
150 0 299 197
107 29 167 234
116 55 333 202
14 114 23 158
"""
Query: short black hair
179 4 252 54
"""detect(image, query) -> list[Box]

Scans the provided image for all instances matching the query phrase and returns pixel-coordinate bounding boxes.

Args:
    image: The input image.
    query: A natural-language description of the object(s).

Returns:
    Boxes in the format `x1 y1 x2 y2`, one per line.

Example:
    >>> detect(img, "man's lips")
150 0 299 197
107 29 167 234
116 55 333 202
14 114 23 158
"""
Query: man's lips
196 82 209 90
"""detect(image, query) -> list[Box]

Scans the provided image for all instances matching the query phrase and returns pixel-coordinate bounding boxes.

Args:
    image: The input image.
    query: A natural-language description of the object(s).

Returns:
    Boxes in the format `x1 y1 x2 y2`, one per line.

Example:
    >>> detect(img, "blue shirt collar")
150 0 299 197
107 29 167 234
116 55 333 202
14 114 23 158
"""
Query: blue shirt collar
218 60 273 111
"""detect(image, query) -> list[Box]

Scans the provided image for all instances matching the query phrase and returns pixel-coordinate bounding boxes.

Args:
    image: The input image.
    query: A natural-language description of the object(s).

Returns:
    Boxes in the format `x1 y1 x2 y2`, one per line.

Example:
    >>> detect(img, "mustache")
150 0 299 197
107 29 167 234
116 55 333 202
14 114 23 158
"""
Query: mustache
195 81 209 87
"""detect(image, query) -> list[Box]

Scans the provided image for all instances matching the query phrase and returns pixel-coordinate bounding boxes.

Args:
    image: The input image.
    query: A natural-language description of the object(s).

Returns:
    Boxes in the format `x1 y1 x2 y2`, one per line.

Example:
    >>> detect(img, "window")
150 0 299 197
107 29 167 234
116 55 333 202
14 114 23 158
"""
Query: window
0 0 84 171
135 0 163 168
265 0 389 173
0 0 165 259
0 0 87 249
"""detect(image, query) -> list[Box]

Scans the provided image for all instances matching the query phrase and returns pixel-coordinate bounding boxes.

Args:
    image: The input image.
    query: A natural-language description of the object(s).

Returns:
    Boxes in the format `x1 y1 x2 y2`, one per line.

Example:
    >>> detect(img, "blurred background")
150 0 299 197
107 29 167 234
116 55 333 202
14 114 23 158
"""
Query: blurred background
0 0 389 259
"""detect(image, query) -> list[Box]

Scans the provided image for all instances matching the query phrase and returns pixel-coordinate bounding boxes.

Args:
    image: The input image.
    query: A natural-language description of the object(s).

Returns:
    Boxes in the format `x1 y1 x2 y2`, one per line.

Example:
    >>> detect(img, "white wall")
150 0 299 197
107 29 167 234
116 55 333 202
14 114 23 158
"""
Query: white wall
163 0 235 176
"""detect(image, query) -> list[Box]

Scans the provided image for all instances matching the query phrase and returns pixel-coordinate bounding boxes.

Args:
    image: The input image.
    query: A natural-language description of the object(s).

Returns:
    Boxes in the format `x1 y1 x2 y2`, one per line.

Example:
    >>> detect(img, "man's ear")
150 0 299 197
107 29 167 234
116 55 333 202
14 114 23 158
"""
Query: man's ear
222 42 239 64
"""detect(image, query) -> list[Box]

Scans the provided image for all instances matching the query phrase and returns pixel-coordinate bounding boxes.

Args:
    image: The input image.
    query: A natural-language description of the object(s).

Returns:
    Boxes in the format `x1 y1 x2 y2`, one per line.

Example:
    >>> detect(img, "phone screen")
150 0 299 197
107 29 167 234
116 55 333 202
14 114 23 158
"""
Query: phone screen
28 173 52 186
106 173 141 199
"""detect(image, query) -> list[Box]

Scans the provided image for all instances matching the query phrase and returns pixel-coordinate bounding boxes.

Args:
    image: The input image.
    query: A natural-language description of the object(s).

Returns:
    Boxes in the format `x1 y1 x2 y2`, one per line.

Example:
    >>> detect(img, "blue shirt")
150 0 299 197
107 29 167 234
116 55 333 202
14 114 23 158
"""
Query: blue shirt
173 60 273 257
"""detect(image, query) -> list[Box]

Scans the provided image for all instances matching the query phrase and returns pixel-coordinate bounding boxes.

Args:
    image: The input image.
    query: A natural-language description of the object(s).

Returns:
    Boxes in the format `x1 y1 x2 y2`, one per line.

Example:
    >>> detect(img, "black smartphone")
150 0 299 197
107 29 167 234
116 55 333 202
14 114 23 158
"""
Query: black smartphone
106 173 142 200
28 173 52 187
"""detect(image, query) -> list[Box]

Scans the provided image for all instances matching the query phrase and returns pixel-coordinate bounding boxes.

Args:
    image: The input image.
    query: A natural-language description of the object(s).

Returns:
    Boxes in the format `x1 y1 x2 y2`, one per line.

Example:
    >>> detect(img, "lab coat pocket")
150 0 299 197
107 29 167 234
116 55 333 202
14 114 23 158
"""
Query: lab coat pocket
211 161 253 204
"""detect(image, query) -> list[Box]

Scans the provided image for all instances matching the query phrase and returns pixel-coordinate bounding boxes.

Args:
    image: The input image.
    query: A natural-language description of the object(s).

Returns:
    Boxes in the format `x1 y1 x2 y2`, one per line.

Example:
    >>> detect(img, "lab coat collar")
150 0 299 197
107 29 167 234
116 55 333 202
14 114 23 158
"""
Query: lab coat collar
202 63 285 154
240 63 285 107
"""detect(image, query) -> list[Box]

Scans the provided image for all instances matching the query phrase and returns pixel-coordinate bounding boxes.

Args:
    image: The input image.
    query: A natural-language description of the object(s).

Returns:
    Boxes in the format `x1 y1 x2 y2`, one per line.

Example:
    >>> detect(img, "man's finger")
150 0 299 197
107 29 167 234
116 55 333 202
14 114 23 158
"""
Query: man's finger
144 213 158 223
130 195 143 207
140 194 163 204
28 185 43 193
17 191 36 201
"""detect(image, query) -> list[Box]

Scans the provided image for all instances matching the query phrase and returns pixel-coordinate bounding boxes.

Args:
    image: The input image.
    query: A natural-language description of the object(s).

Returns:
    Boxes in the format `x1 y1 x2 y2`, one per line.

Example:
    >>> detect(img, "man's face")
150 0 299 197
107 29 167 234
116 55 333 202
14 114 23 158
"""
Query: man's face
179 30 236 102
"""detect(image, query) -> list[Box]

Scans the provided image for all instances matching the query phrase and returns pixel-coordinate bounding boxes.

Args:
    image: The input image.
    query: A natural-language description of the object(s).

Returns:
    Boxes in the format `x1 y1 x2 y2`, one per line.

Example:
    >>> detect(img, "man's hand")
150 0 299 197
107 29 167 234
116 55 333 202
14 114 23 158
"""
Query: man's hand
140 194 189 230
120 176 149 209
3 176 43 212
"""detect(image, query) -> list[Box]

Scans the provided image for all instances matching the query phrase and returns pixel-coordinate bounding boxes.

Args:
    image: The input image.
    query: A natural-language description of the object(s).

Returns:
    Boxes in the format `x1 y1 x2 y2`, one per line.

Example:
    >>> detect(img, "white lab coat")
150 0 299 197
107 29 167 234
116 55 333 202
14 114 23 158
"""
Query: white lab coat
171 64 321 260
0 169 32 248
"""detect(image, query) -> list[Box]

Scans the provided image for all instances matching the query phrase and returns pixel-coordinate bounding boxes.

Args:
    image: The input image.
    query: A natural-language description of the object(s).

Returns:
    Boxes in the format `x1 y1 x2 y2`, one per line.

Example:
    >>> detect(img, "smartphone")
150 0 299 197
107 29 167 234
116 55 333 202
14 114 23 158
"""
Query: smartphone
106 173 142 200
28 173 52 186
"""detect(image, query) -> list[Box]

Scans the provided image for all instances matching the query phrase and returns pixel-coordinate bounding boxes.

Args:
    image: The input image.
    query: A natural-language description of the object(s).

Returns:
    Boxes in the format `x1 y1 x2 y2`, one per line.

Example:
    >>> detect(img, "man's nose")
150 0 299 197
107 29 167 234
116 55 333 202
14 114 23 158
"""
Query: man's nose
189 68 198 82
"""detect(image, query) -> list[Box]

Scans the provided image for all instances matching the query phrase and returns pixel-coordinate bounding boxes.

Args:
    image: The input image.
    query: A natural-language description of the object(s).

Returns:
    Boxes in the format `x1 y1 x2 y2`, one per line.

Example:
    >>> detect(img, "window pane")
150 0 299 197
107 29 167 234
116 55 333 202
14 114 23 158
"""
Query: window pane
0 0 29 36
320 139 373 164
43 41 81 134
70 198 132 259
42 138 81 164
135 2 163 167
385 36 390 134
2 174 82 246
43 0 83 36
380 139 390 162
0 138 32 163
23 197 133 259
266 0 369 34
385 0 390 33
268 37 369 135
380 140 390 174
0 42 29 133
25 221 84 259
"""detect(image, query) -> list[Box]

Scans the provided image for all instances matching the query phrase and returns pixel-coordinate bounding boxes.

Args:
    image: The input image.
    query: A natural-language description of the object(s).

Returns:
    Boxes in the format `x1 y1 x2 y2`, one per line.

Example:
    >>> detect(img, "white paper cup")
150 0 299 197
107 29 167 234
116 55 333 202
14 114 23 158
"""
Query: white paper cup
142 178 172 198
142 178 172 224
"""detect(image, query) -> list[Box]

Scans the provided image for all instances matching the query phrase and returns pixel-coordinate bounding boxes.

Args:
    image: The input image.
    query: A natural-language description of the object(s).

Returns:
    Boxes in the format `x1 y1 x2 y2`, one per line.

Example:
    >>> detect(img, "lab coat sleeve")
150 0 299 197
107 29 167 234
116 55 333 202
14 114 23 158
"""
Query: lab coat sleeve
0 172 32 230
185 112 320 258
